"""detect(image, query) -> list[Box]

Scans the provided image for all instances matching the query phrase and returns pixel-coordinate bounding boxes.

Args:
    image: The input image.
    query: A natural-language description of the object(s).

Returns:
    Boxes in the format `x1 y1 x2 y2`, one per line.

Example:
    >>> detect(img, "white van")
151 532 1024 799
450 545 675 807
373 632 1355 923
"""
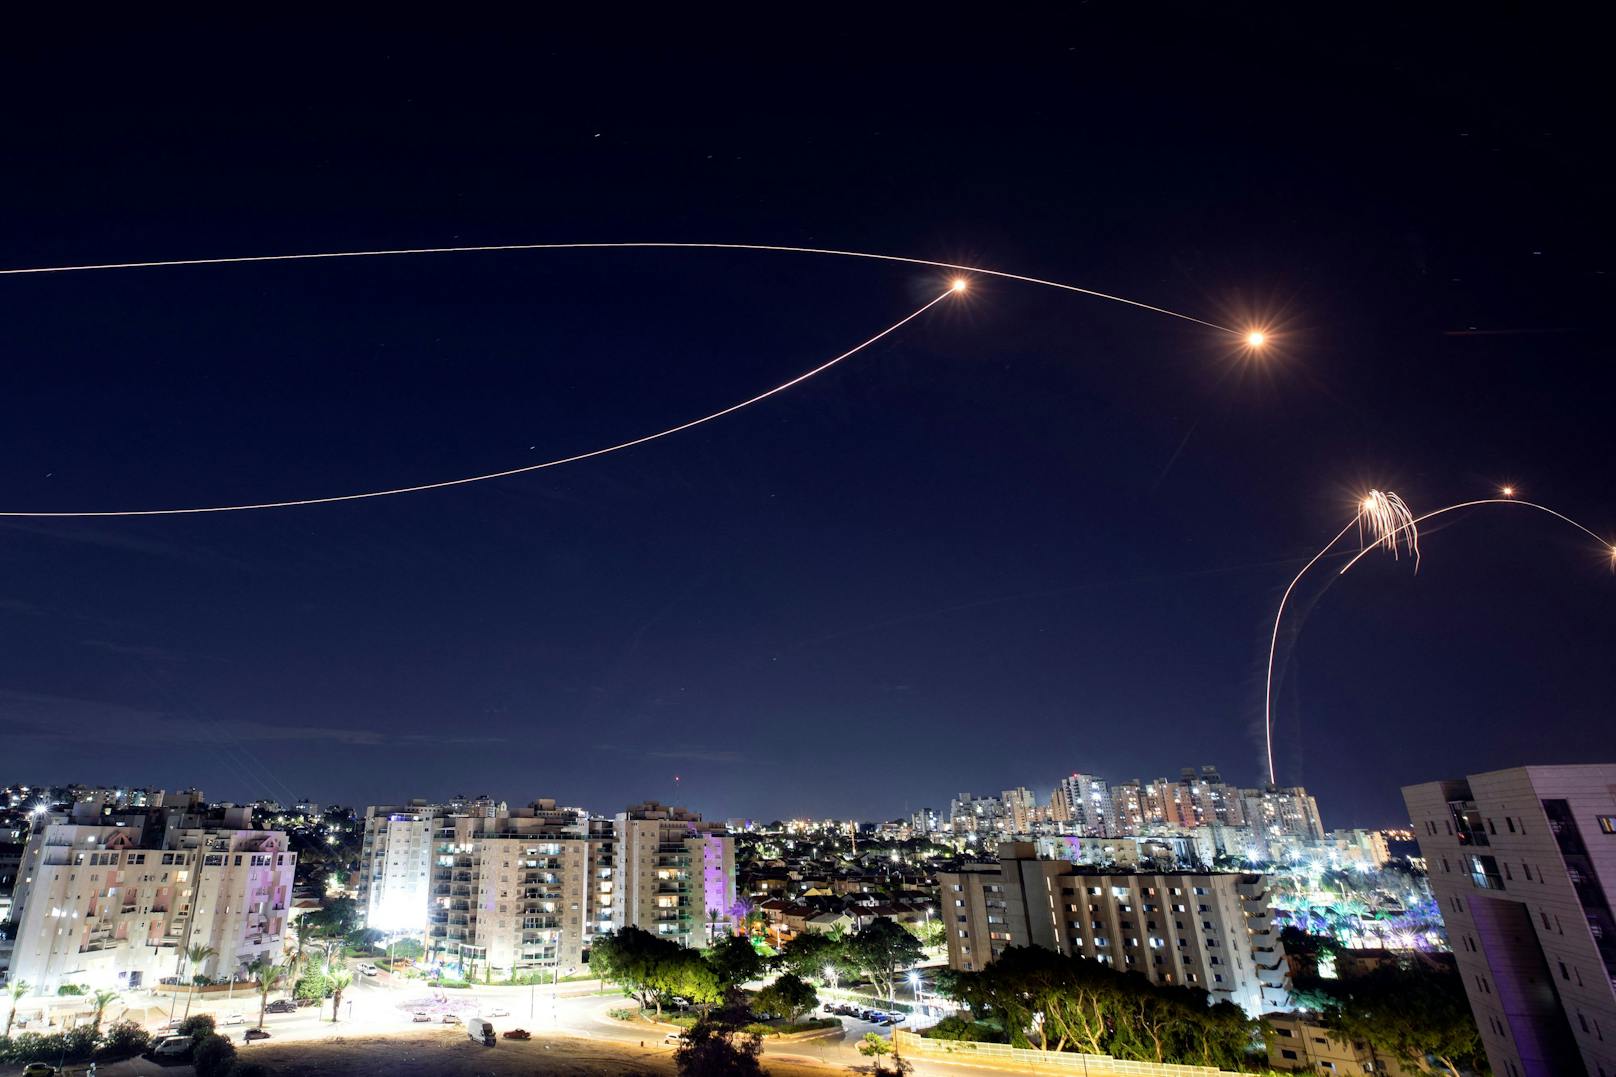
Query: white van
151 1035 193 1058
465 1017 495 1046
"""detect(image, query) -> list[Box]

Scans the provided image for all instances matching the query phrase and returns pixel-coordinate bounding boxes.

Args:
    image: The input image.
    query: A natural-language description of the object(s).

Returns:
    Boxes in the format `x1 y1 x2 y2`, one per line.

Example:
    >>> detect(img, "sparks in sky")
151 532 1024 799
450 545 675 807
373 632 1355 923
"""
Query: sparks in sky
1265 489 1613 786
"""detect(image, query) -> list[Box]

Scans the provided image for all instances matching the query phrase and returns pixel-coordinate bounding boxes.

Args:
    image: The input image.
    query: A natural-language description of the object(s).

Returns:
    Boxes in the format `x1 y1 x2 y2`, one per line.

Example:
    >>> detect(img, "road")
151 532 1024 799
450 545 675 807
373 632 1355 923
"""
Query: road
7 965 1005 1077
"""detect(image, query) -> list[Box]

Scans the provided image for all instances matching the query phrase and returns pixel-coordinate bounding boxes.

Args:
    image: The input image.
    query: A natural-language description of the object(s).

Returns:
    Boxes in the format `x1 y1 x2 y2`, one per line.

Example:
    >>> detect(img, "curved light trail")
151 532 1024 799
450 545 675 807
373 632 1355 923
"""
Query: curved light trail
0 240 1237 333
0 288 954 517
1264 493 1613 786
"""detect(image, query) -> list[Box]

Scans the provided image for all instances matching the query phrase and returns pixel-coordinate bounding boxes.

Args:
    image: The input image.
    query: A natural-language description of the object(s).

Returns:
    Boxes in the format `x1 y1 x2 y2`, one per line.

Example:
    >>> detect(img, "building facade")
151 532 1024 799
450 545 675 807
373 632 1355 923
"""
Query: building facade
1405 765 1616 1077
357 800 444 934
425 799 612 979
938 842 1290 1016
613 802 734 948
8 802 294 994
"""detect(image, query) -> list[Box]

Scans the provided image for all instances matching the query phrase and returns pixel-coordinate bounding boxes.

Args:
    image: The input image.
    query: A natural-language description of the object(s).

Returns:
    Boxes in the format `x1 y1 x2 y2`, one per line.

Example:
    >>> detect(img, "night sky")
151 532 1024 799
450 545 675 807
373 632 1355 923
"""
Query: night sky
4 16 1613 827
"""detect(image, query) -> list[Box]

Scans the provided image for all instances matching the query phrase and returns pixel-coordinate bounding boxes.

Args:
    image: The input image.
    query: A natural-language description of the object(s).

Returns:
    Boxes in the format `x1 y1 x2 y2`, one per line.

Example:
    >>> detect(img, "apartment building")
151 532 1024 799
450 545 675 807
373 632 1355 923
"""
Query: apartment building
426 799 612 979
938 842 1290 1016
1405 765 1616 1077
8 802 294 993
1052 773 1111 835
613 802 734 948
1264 1011 1421 1075
357 800 445 933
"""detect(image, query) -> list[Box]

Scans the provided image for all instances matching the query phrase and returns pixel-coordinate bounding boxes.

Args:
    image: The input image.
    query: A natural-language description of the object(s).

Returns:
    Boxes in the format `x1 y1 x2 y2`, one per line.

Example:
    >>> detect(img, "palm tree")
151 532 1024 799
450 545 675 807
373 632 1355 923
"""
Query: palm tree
328 967 353 1023
91 988 121 1034
181 944 218 1021
4 980 29 1038
248 955 282 1029
291 916 313 963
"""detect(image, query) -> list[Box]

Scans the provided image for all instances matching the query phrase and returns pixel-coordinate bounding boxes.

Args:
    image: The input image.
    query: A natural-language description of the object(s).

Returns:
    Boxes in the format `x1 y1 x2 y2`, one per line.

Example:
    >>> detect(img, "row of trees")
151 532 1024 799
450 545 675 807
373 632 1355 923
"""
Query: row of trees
773 918 924 1002
935 945 1255 1070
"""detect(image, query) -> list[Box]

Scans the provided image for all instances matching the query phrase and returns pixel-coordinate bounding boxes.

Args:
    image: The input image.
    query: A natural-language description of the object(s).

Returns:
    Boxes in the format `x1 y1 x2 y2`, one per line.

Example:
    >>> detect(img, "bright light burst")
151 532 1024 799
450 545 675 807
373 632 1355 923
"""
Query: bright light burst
951 277 968 293
1245 330 1267 348
1356 489 1419 565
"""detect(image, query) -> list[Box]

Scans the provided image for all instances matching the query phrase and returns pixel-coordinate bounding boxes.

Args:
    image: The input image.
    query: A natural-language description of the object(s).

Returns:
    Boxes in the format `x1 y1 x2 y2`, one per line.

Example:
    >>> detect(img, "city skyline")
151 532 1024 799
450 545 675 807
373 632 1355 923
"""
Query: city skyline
5 18 1615 831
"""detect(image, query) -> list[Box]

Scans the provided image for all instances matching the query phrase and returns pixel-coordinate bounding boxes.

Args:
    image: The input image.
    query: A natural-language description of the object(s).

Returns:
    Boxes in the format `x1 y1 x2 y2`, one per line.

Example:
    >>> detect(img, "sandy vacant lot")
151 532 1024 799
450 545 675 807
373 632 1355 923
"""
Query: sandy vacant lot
245 1028 846 1076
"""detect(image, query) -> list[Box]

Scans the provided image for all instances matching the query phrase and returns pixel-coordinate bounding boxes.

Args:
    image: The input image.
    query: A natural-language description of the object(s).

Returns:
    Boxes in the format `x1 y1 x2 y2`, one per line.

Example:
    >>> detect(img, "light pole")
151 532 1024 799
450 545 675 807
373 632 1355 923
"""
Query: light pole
907 971 921 1013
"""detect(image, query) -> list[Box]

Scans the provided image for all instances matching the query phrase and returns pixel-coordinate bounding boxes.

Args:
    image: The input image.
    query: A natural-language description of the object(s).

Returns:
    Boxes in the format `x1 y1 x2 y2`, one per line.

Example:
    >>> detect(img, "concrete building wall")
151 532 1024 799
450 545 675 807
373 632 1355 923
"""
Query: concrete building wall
1405 764 1616 1077
938 842 1289 1016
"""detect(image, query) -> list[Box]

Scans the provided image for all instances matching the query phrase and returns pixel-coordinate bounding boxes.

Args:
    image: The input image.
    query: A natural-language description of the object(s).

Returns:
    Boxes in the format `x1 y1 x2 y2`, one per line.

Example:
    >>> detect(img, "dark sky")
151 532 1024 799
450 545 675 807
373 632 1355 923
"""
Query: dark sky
3 15 1613 827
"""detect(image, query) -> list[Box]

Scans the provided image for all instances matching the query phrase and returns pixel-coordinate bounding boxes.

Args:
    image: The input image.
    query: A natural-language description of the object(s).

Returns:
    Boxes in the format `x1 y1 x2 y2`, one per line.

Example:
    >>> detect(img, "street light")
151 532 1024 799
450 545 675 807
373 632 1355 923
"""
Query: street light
907 971 922 1013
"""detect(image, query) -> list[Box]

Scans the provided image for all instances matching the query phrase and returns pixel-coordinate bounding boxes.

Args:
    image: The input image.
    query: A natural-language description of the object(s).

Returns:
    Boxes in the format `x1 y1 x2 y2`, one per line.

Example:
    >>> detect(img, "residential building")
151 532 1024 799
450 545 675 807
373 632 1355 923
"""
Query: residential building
1000 788 1039 834
1404 765 1616 1077
8 801 294 993
613 802 734 948
357 800 445 933
1053 773 1111 835
1264 1010 1420 1075
425 799 612 979
937 842 1290 1016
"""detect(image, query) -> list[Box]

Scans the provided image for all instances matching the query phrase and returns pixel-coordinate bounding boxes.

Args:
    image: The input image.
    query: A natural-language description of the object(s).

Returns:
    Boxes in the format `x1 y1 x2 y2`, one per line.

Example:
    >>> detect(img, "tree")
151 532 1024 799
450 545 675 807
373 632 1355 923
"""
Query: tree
777 932 844 985
674 1019 766 1077
390 938 424 962
906 917 946 949
754 972 817 1026
248 955 282 1029
847 918 924 1003
4 980 28 1038
304 896 362 939
857 1031 913 1076
662 949 724 1016
329 967 353 1022
182 944 219 1021
90 988 121 1033
1326 965 1485 1077
705 932 763 991
591 927 682 1017
192 1029 237 1077
97 1017 152 1059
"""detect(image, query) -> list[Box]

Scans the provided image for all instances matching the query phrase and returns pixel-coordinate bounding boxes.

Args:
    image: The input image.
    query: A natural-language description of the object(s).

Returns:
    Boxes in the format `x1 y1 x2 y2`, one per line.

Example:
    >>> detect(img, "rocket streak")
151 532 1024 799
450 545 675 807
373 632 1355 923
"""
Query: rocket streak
0 289 955 518
1265 492 1613 786
0 240 1235 333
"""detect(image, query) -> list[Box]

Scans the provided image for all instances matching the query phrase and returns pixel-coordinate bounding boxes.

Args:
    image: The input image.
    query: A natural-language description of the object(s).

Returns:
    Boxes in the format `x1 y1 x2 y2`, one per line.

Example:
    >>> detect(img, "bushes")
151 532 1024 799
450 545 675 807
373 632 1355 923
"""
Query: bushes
177 1013 217 1038
98 1018 152 1059
193 1030 238 1077
0 1025 99 1064
926 1015 1003 1043
607 1007 636 1021
427 978 471 989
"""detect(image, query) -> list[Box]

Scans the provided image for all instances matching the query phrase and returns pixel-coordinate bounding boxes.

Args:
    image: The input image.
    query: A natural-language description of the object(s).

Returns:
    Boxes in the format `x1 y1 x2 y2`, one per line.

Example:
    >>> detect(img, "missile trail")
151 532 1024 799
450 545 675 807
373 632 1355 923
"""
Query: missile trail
0 288 955 517
0 240 1237 333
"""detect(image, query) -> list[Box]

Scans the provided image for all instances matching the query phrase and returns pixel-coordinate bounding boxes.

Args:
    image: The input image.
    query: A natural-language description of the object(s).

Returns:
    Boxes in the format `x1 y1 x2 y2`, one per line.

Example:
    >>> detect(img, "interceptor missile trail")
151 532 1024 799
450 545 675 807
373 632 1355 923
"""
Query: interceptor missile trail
0 240 1243 334
0 287 957 518
1263 488 1613 786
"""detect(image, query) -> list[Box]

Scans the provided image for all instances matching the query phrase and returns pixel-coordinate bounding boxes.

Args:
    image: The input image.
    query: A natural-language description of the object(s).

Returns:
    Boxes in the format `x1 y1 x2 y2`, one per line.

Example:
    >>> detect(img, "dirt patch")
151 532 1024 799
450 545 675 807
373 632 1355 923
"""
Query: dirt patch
245 1028 838 1076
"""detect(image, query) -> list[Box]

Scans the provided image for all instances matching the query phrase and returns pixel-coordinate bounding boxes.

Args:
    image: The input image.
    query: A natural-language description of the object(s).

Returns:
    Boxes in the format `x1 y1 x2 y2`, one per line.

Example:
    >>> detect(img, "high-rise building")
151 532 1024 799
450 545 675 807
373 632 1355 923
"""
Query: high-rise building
1053 773 1112 835
937 841 1290 1016
613 802 734 948
358 800 444 934
425 799 611 979
1404 765 1616 1077
1000 788 1039 834
8 802 294 993
949 793 1007 840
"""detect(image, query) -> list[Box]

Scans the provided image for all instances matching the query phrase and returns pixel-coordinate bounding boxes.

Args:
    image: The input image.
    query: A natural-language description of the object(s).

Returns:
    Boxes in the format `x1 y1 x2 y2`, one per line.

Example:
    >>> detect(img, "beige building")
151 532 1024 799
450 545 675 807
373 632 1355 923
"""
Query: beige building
613 802 734 948
938 842 1289 1016
426 800 612 979
9 802 294 994
1264 1011 1420 1075
1405 765 1616 1077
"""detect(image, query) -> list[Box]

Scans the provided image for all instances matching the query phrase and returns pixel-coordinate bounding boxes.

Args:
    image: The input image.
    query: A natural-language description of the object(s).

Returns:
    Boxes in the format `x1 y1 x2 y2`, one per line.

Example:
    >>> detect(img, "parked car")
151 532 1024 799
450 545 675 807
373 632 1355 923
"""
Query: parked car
265 999 297 1014
222 1013 246 1025
886 1013 906 1024
502 1028 532 1040
21 1063 58 1077
357 962 379 976
466 1016 496 1046
442 1013 462 1024
244 1028 271 1042
663 1030 686 1045
145 1034 194 1060
485 1006 510 1018
412 1012 432 1023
